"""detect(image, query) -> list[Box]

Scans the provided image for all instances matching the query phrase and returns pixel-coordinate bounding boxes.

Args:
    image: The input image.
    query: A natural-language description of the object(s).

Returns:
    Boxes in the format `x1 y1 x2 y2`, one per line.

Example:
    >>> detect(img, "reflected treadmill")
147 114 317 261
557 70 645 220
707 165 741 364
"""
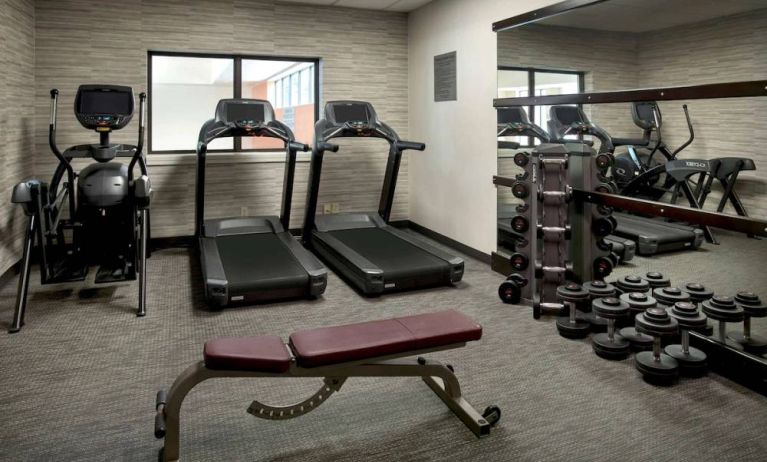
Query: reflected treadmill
196 99 326 307
302 101 463 295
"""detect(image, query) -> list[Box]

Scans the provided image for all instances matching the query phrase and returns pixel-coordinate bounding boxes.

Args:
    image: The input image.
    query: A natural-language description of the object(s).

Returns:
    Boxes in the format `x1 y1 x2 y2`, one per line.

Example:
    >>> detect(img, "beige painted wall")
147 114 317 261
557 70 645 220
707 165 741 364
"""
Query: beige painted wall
408 0 562 255
33 0 410 238
637 9 767 218
0 0 35 276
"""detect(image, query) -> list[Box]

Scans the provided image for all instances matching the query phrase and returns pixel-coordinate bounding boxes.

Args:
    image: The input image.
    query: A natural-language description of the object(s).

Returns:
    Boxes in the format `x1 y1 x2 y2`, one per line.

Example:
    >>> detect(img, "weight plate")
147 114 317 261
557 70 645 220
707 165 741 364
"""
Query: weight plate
667 302 707 330
701 296 744 322
614 275 650 294
635 307 678 336
653 287 691 307
556 283 589 302
680 282 714 303
556 317 591 339
592 332 630 360
635 351 678 382
618 327 654 351
642 272 670 289
734 292 767 318
583 280 616 299
663 344 707 377
727 332 767 355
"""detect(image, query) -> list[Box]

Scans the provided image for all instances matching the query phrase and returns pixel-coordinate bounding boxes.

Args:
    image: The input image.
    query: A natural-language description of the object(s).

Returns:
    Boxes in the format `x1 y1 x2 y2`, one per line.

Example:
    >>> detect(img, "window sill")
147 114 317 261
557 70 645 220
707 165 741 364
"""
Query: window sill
147 151 311 166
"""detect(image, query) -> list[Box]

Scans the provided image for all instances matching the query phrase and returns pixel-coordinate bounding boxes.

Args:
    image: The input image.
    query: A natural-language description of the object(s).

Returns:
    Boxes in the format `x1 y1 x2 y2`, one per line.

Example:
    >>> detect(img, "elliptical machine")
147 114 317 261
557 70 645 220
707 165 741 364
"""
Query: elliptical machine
9 85 152 333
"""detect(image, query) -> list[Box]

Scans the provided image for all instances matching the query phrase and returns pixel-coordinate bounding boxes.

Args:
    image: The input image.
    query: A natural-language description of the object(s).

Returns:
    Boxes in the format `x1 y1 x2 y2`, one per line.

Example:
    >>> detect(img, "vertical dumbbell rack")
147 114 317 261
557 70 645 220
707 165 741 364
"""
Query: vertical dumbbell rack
533 144 571 318
496 142 615 319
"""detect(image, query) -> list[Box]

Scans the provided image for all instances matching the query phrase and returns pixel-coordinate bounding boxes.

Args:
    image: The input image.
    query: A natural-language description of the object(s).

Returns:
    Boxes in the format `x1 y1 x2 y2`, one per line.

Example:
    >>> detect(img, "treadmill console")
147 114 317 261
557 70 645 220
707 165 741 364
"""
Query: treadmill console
325 101 376 134
215 99 274 134
74 85 134 132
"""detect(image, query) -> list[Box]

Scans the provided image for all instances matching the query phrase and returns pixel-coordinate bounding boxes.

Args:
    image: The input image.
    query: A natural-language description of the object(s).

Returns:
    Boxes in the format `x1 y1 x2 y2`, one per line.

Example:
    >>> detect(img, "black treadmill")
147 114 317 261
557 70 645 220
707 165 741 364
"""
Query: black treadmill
195 99 327 307
302 101 464 295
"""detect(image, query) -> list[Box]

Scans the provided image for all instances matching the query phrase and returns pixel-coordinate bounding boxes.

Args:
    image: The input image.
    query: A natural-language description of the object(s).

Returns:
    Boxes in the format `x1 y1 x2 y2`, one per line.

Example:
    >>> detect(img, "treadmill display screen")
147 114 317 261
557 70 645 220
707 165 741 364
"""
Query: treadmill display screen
226 103 265 122
333 104 369 124
78 90 132 115
497 108 523 124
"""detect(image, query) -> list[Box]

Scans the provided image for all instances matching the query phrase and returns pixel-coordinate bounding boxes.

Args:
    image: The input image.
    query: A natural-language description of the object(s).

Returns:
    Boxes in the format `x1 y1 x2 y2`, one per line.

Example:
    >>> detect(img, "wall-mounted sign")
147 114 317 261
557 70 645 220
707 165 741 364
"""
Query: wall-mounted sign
283 106 296 130
434 51 457 102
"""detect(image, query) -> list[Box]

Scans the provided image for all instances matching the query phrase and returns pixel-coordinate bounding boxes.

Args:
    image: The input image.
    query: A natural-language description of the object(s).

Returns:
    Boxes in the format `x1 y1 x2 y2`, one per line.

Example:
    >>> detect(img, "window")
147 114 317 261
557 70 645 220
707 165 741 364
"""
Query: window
149 52 319 153
497 67 583 147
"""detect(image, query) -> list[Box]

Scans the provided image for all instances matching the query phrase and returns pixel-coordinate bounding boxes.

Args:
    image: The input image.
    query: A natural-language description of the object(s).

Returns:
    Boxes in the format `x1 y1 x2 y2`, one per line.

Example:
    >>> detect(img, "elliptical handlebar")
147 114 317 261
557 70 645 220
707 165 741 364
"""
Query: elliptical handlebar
128 92 148 180
670 104 694 159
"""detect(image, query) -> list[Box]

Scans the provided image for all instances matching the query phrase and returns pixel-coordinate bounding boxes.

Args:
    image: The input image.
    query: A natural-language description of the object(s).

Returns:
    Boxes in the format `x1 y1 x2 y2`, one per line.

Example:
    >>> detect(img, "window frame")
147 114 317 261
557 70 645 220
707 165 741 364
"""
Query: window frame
147 50 320 154
497 66 584 148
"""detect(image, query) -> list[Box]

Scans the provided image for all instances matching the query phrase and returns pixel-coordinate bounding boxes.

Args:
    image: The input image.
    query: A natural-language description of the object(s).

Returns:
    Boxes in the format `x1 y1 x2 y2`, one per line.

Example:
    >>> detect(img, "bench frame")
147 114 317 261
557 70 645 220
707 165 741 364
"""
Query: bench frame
155 343 497 462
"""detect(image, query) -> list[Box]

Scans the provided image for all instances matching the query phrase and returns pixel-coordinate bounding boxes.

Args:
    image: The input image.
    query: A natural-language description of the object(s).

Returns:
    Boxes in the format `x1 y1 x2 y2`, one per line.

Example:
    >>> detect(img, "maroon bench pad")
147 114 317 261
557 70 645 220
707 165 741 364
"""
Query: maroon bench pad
289 310 482 368
204 336 291 373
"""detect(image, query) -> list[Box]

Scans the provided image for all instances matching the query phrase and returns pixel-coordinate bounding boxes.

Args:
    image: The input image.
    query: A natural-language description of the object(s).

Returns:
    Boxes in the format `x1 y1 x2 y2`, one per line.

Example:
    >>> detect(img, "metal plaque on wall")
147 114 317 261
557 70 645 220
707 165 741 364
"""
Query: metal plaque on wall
434 51 457 102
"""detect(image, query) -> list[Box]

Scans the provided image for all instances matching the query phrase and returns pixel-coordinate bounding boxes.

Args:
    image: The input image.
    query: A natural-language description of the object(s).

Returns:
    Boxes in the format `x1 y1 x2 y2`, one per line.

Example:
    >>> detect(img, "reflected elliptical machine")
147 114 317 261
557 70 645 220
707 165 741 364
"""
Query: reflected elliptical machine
195 99 327 307
9 85 152 333
302 101 464 295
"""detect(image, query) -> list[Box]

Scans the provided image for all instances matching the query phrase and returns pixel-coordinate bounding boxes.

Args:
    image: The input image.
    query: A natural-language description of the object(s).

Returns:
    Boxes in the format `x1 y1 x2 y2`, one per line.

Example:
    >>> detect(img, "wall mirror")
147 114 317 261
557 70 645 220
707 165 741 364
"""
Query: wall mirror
494 0 767 378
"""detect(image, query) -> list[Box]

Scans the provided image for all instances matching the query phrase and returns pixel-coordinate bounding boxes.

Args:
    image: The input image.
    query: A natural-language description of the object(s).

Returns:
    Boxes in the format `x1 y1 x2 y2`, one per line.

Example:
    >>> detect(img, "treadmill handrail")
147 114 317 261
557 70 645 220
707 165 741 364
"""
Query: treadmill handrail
302 103 426 241
194 114 308 237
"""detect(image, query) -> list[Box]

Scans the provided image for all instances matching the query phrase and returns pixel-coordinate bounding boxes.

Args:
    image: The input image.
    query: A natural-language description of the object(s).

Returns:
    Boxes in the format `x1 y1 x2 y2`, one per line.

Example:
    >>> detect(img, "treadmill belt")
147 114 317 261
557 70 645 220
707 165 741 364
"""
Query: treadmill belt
216 233 308 292
328 228 448 279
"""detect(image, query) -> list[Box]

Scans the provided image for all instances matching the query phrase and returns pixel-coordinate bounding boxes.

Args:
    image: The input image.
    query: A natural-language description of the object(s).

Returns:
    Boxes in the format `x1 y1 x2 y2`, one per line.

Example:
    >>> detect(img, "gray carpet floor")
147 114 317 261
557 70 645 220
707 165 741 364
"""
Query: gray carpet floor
0 230 766 462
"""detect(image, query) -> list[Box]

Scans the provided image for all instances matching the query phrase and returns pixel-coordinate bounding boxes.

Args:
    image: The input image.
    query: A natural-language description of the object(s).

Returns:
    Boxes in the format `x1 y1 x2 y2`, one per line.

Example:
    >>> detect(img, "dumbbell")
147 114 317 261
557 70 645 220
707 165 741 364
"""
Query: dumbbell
642 272 670 289
680 282 715 336
580 280 617 333
556 283 591 339
591 297 631 360
653 287 691 309
701 296 744 349
618 292 657 351
499 274 528 305
664 302 708 377
728 292 767 355
613 275 650 295
634 307 680 384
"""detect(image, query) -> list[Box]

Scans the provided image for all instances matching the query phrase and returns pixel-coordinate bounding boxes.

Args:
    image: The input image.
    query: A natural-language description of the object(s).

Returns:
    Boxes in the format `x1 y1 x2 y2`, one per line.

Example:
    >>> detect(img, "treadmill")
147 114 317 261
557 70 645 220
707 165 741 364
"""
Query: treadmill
302 101 464 295
195 99 327 307
547 105 703 256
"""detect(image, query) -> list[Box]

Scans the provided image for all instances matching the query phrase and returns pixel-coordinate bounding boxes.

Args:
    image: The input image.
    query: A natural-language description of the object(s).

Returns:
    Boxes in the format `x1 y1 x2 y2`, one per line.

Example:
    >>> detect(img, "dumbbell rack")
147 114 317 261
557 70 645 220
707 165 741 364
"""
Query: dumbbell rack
495 142 615 319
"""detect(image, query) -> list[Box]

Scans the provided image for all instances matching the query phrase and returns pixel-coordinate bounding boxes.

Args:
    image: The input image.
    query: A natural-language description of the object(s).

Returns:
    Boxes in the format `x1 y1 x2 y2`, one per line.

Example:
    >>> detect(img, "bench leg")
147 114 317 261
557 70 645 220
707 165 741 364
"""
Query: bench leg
159 362 216 462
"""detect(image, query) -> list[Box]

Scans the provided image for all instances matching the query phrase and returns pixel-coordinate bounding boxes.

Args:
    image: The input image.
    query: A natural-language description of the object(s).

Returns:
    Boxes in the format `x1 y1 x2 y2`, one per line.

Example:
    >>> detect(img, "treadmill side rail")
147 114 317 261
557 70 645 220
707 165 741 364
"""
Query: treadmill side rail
310 230 386 294
277 233 328 296
384 226 464 283
199 236 229 307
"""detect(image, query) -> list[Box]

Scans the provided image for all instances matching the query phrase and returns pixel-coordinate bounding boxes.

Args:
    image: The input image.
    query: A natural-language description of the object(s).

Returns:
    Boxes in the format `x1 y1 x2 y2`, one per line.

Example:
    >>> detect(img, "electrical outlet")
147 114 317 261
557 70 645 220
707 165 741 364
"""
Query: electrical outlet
240 206 248 217
331 203 340 213
323 203 333 214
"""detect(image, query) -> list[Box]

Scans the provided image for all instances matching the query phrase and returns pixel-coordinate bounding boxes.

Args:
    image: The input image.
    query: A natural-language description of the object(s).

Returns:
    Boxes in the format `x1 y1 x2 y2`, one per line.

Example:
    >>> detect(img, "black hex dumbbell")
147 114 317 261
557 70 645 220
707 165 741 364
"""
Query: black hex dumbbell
680 282 715 336
499 274 528 305
634 308 680 384
701 296 744 348
580 280 616 333
728 292 767 355
556 283 591 339
642 272 670 289
619 292 657 351
664 302 708 377
591 297 630 360
653 287 691 309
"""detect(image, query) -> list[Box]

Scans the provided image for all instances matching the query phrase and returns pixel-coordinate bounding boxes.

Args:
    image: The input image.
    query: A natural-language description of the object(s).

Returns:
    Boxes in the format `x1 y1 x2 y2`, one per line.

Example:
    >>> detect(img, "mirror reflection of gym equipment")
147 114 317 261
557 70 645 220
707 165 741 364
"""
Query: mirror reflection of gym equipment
1 1 766 461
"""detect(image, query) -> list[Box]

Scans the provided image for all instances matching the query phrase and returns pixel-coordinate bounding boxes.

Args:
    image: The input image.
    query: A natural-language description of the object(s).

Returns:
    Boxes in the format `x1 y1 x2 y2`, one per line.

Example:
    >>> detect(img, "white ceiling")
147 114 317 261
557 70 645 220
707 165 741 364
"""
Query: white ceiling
539 0 767 32
278 0 432 13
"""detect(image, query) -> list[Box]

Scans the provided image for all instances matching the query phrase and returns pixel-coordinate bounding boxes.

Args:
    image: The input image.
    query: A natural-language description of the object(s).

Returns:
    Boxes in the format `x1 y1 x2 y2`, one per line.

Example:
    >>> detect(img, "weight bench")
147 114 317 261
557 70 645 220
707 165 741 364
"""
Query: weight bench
153 310 500 462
